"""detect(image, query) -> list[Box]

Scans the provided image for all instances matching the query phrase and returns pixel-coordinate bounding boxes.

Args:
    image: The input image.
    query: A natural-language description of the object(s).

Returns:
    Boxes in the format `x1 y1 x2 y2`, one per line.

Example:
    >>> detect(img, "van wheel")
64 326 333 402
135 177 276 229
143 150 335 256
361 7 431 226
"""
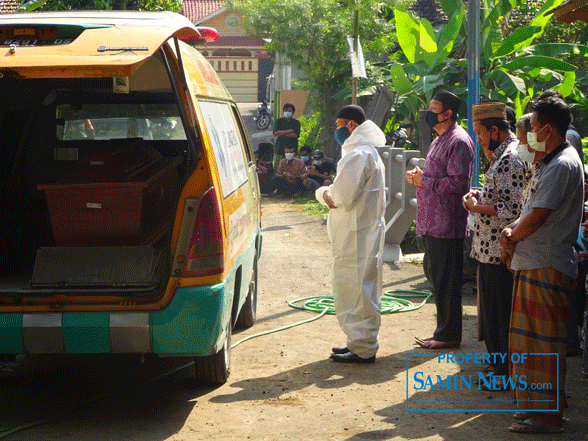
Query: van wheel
194 322 231 385
256 114 271 130
236 255 258 329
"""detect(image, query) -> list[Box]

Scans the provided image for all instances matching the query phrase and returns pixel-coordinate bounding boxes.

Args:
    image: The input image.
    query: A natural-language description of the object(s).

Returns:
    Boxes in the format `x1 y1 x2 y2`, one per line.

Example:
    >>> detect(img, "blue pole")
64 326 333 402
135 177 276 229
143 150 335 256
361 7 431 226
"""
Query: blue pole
468 0 481 187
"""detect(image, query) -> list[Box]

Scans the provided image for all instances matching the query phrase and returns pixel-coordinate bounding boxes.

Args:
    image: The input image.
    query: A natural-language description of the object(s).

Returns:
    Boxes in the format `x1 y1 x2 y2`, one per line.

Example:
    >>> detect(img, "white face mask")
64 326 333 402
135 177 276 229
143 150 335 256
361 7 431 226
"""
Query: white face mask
527 125 549 152
284 111 293 118
285 152 295 160
516 143 535 163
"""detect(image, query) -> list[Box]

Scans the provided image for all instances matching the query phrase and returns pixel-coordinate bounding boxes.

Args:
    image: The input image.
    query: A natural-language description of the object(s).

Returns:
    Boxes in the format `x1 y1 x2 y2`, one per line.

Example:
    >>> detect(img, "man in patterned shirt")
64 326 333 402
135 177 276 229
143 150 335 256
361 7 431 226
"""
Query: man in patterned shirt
406 89 474 349
462 102 527 382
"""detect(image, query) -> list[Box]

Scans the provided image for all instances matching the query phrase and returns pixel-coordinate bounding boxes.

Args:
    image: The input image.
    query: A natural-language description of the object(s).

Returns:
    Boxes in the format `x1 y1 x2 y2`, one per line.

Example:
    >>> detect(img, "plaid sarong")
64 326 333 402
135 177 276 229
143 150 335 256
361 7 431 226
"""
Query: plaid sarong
509 267 573 414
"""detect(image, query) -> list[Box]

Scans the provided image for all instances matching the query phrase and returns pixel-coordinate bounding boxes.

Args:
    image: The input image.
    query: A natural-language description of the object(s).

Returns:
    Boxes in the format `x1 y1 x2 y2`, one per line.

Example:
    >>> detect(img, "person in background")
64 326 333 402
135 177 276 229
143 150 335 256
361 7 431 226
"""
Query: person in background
462 102 527 385
316 105 386 363
304 149 336 191
256 142 275 194
501 97 584 434
273 103 300 168
299 145 313 169
269 146 307 196
406 89 475 350
506 105 517 132
515 113 533 164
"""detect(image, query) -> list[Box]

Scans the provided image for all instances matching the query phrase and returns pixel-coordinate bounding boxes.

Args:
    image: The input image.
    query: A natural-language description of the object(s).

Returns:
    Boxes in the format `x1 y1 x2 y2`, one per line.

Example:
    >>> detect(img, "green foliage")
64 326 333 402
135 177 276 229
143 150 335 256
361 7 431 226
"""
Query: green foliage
375 0 588 149
224 0 395 156
298 112 322 148
379 3 466 135
17 0 48 12
285 192 329 218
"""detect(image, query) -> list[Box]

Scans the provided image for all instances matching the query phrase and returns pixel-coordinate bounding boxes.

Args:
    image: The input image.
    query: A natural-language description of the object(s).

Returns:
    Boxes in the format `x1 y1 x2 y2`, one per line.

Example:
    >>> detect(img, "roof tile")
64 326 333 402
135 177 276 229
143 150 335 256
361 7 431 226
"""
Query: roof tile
0 0 20 13
182 0 223 22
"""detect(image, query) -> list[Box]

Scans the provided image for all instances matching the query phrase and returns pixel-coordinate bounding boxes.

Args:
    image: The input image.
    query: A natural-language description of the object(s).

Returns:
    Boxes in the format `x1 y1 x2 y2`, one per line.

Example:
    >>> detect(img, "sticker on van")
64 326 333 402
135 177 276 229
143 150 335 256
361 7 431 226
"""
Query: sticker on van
199 101 248 197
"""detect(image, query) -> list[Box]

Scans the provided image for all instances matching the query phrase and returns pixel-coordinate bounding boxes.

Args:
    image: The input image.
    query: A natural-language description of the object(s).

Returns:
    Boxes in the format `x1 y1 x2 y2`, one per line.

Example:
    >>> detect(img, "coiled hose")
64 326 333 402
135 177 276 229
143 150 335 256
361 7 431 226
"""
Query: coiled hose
288 290 432 315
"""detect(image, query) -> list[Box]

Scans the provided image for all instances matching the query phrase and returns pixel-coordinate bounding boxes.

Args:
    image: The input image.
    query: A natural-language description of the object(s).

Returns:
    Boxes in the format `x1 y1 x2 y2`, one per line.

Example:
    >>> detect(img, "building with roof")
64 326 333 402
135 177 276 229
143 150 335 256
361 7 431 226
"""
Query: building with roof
0 0 19 13
182 0 272 102
549 0 588 23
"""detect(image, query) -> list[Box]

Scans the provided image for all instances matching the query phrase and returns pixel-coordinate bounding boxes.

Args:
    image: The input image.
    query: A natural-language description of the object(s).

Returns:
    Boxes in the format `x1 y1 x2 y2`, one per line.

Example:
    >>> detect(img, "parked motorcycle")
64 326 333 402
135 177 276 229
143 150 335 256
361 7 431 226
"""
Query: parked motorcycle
253 100 272 130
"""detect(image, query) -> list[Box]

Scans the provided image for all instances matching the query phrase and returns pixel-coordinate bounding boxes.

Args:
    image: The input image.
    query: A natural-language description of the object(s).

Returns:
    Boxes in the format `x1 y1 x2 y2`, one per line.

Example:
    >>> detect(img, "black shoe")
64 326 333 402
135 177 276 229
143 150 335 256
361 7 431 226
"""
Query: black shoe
331 346 350 354
330 352 375 364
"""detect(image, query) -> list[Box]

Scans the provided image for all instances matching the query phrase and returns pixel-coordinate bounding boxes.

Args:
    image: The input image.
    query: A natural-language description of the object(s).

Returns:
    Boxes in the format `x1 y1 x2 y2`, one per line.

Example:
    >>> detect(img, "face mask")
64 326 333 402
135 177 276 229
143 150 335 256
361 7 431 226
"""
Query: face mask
285 152 295 160
488 136 501 151
334 127 351 145
424 110 449 128
301 155 310 163
313 160 323 166
527 125 549 152
516 143 535 163
284 111 293 118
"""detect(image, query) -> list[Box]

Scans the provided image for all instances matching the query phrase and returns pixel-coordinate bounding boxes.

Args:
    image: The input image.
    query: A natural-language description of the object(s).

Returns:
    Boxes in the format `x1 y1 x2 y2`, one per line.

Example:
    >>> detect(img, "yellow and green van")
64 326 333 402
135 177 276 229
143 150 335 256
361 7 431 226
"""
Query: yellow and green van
0 11 261 384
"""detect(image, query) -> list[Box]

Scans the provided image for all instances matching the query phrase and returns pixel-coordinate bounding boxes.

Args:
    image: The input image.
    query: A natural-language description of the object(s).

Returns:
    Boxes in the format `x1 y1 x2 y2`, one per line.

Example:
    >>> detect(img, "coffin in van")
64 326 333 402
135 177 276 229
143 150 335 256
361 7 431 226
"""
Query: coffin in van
37 143 182 247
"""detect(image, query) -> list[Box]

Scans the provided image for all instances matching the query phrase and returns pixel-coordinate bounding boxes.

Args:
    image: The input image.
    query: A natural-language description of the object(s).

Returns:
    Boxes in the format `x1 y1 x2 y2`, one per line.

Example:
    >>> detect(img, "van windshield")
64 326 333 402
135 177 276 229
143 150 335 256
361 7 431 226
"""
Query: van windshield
56 103 186 141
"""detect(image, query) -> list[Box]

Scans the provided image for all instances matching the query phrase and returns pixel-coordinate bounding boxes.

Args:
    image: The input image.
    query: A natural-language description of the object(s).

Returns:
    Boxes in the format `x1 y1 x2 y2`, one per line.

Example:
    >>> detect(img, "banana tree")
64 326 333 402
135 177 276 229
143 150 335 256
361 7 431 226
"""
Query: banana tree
383 0 588 131
481 0 583 116
384 3 465 136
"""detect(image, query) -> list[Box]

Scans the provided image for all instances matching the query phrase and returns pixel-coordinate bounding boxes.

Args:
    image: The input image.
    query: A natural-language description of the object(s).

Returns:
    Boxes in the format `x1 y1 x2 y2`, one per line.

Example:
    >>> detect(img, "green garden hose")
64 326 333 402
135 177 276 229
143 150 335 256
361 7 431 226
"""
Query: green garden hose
0 289 431 439
288 290 432 315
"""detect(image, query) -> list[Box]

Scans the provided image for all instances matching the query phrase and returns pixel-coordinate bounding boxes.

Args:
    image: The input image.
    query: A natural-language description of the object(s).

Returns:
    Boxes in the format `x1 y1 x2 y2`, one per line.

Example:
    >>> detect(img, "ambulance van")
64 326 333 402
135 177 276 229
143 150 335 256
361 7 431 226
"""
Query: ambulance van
0 11 261 384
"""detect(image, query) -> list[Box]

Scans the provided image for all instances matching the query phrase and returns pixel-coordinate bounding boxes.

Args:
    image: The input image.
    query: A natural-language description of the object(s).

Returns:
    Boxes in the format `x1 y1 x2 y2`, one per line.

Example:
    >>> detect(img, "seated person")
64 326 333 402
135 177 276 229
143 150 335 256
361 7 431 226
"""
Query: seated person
256 142 275 194
304 149 336 191
269 146 308 195
299 145 313 169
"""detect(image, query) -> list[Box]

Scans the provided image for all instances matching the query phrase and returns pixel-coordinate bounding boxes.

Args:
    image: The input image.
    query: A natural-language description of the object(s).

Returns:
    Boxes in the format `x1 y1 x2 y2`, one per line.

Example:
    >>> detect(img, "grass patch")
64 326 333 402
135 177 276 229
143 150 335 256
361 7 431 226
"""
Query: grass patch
285 192 329 218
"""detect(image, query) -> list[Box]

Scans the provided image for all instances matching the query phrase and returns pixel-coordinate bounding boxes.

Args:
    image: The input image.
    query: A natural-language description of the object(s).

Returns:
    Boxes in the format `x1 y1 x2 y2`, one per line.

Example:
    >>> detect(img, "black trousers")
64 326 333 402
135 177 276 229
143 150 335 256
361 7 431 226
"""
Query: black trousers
270 175 306 194
478 261 513 375
422 235 463 343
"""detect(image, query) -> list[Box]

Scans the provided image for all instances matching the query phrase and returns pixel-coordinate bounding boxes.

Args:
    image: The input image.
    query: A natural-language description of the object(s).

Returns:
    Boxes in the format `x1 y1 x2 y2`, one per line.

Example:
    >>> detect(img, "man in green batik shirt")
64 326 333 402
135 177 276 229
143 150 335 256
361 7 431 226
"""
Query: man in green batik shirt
273 103 300 168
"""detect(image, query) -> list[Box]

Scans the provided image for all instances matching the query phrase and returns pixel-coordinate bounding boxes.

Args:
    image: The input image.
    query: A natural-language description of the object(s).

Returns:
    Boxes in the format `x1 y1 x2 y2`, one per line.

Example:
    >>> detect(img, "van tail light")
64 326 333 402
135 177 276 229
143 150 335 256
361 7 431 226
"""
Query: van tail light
182 187 224 277
179 27 219 43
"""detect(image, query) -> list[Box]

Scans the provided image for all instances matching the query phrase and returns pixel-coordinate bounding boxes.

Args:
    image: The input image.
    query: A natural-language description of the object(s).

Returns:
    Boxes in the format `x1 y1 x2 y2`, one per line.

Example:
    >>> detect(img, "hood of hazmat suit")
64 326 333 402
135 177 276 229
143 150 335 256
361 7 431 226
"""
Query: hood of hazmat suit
315 119 386 358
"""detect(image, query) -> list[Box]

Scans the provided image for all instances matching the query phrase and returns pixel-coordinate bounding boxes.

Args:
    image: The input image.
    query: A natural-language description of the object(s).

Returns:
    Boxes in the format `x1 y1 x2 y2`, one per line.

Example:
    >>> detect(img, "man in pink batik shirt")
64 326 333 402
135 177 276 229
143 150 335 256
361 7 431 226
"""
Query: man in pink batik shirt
406 89 474 349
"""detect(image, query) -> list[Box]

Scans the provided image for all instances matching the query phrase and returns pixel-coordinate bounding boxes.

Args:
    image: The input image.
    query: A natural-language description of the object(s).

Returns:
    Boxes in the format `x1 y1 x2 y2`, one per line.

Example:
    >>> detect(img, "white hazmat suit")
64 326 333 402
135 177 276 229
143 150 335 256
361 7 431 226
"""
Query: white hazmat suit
316 120 386 358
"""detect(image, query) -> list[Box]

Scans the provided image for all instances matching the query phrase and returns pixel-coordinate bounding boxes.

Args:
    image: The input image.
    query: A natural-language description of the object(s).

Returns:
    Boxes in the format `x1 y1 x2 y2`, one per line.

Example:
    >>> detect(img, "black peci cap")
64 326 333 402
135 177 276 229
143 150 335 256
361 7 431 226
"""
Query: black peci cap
336 105 366 125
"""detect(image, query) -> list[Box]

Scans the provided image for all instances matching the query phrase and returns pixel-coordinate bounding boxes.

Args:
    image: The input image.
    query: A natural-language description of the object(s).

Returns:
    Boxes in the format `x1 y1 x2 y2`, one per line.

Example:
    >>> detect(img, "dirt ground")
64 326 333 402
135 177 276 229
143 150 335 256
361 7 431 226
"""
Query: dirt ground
1 196 587 440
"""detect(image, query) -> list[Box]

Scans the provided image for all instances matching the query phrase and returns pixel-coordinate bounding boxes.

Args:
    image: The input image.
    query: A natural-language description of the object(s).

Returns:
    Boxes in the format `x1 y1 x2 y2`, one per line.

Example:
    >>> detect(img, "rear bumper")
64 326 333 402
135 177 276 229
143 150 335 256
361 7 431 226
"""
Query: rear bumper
0 283 229 356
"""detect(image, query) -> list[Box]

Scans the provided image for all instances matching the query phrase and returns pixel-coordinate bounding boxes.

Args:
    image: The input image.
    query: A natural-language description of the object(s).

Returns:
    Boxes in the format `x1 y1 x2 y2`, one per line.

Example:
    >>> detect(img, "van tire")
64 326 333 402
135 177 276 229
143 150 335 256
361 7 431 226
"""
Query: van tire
236 255 257 329
194 322 231 385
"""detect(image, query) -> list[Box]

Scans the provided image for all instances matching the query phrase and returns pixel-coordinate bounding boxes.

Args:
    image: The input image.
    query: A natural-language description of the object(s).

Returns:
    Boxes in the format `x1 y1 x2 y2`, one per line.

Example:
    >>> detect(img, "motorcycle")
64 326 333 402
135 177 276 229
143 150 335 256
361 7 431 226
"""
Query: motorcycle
253 100 272 130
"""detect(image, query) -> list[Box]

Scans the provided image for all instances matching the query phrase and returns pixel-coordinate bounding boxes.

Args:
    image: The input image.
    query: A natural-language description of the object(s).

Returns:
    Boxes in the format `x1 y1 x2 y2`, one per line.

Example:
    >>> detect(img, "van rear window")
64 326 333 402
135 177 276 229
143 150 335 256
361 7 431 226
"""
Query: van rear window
56 103 186 141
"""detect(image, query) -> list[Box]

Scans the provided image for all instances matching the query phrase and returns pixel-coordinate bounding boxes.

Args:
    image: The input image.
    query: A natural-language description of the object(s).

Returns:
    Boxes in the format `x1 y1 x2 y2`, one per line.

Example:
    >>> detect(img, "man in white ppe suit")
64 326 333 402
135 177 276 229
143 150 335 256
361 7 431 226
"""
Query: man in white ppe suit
316 105 386 363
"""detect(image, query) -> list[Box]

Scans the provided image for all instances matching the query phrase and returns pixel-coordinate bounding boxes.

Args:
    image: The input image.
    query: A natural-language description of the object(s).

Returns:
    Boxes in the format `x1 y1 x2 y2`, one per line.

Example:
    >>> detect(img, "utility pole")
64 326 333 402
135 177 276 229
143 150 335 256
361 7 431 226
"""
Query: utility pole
468 0 481 187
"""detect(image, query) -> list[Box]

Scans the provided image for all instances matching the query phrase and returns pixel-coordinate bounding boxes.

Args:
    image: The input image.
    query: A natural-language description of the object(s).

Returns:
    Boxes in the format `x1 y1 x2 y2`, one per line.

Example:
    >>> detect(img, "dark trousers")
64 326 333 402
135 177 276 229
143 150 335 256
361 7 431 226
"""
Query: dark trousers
478 262 513 375
422 235 463 342
270 175 306 194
